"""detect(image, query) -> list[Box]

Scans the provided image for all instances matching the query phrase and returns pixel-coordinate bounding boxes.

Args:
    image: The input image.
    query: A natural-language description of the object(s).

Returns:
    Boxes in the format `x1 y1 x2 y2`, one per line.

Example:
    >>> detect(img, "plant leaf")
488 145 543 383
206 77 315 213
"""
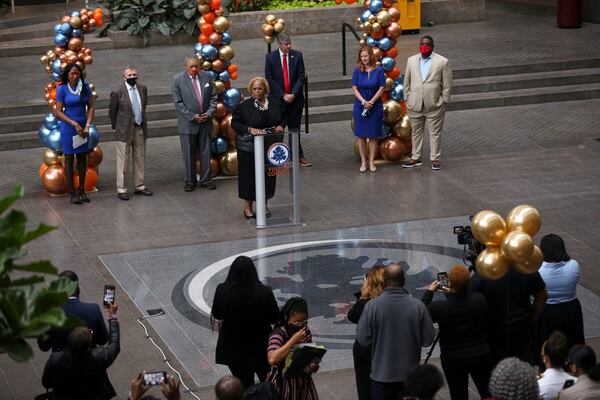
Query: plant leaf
138 15 150 28
157 21 171 36
183 20 196 35
12 260 57 275
0 185 23 215
23 224 56 244
0 338 33 362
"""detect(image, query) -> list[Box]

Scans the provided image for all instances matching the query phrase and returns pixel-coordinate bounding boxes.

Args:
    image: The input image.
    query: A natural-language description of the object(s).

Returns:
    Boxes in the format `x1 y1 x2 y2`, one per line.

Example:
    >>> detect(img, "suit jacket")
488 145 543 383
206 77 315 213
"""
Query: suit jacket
560 375 600 400
265 49 305 102
38 298 108 352
171 70 217 135
404 52 452 112
109 82 148 143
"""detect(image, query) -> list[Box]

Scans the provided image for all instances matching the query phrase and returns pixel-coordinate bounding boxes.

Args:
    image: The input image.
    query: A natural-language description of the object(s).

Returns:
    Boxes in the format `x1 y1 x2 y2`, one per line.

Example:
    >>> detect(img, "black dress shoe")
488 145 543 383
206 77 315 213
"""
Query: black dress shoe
134 188 153 196
184 183 195 192
200 181 216 190
244 211 256 220
78 190 90 203
118 193 130 201
70 191 82 205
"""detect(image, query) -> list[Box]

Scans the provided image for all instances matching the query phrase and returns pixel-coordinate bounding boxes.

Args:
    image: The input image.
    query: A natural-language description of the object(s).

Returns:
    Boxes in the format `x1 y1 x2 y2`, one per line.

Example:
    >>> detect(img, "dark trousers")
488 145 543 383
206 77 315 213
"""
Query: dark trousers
282 96 304 158
353 341 371 400
488 319 533 365
180 128 211 185
371 380 406 400
441 354 493 400
228 364 270 389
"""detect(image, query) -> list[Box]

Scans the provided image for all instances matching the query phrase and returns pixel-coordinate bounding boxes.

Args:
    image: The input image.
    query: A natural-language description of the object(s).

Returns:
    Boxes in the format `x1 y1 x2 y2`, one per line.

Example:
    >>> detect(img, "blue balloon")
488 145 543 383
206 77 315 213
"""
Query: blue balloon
88 125 100 149
378 37 393 51
194 43 203 54
366 37 378 47
51 58 62 74
221 32 232 45
70 11 80 18
43 113 60 130
38 126 51 147
223 88 241 109
207 71 217 81
46 128 62 152
369 0 383 13
54 33 68 47
71 29 83 37
381 56 395 71
200 44 218 61
59 22 72 36
218 70 230 82
391 84 404 101
211 136 229 155
396 74 405 85
360 10 372 23
54 23 62 34
52 72 61 82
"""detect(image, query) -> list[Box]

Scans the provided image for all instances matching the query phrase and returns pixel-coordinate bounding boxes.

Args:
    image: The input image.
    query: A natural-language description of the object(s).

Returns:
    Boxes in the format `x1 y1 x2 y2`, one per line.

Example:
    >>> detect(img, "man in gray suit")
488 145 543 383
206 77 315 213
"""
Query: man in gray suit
402 35 452 171
172 57 217 191
109 66 152 201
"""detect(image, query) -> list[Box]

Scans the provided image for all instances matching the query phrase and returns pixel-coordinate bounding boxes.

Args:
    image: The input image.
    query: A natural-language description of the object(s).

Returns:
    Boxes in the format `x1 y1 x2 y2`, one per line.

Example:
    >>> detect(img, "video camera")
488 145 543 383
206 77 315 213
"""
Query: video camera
453 218 484 270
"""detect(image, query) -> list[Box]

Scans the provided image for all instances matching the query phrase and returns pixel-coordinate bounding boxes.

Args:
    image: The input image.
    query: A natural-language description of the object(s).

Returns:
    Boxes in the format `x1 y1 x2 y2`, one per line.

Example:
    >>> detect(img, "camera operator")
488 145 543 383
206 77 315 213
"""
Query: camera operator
421 265 493 400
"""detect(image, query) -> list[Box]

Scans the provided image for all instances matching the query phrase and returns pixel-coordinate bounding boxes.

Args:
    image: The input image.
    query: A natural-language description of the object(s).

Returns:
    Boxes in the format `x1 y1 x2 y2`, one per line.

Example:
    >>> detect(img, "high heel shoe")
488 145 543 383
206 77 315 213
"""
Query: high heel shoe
244 211 255 219
70 191 82 205
78 190 90 203
359 163 367 173
369 162 377 172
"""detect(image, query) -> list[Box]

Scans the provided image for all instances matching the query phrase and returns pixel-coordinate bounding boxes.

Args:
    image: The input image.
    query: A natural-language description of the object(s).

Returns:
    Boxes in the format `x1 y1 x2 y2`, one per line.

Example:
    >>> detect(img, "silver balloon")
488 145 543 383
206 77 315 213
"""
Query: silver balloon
38 126 51 147
46 128 62 152
43 113 60 130
88 124 100 149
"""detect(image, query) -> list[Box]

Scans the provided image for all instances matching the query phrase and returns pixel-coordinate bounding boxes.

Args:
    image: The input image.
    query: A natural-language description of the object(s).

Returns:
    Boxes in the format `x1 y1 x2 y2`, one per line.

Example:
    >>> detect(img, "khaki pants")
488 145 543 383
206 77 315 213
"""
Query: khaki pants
116 126 146 193
407 103 447 162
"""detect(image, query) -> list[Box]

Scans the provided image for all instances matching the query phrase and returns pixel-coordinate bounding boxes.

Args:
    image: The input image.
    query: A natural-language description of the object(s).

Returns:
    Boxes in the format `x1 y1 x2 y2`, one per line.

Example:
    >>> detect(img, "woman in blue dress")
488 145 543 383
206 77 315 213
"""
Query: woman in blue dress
55 63 95 204
352 46 386 173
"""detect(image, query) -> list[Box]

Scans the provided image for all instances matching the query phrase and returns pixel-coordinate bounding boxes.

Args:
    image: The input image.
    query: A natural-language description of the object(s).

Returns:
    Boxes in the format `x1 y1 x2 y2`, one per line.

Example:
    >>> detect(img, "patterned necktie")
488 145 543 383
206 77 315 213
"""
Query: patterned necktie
282 53 291 94
130 86 143 125
192 76 203 112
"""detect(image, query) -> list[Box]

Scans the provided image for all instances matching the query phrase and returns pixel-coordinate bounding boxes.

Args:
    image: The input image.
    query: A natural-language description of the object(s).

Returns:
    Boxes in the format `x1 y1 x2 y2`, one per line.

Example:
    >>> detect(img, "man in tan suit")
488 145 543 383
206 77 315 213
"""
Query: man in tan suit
109 66 152 200
402 36 452 171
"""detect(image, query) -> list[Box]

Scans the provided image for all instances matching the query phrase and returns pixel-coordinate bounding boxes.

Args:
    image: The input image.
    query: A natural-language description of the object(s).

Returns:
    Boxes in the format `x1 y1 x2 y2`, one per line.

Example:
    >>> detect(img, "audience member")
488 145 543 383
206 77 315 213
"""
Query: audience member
403 364 445 400
488 357 539 400
211 256 279 388
356 263 435 400
538 331 576 399
215 375 245 400
347 265 385 400
42 303 119 399
243 381 278 400
266 297 319 400
37 270 108 352
128 372 181 400
422 265 492 399
470 267 547 364
534 233 584 367
561 345 600 400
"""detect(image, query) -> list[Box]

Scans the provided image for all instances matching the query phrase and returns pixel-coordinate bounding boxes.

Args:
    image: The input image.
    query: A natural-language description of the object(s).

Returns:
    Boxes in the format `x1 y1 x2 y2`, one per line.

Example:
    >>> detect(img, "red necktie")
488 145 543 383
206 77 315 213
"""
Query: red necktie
282 53 291 94
192 76 203 112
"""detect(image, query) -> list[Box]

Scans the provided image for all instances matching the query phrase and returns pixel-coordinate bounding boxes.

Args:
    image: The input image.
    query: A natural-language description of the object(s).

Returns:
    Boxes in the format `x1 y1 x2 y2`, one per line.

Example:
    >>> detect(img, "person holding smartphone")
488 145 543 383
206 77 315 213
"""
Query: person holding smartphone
128 372 181 400
421 265 493 400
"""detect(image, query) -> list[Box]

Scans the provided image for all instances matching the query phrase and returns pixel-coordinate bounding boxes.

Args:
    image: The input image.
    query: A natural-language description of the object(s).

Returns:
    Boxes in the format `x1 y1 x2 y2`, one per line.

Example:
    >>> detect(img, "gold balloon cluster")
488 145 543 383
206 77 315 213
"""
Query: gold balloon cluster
39 146 103 195
261 14 286 44
472 205 543 280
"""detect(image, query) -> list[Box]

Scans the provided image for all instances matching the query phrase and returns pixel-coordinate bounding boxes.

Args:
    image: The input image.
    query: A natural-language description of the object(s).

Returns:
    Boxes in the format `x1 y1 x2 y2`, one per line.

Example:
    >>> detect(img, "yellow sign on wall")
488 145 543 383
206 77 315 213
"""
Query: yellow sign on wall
395 0 421 32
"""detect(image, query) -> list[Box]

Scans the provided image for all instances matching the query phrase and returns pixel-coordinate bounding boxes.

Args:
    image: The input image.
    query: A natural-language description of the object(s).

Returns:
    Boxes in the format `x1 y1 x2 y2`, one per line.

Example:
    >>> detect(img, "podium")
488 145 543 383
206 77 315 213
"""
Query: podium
253 129 303 229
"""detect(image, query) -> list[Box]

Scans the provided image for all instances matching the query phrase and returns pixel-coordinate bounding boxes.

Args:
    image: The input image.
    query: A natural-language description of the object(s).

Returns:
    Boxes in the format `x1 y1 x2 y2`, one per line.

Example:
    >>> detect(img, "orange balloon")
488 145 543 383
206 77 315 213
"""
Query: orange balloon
49 88 57 100
94 7 102 14
230 72 238 80
387 67 400 80
384 47 398 58
227 64 238 73
345 0 357 3
215 102 227 119
335 0 343 3
209 0 222 9
204 12 215 24
401 101 407 114
383 0 393 7
39 163 49 178
87 146 103 168
200 23 214 36
93 14 103 27
371 30 384 40
225 80 232 88
73 167 98 191
42 165 68 195
381 92 388 101
199 34 210 44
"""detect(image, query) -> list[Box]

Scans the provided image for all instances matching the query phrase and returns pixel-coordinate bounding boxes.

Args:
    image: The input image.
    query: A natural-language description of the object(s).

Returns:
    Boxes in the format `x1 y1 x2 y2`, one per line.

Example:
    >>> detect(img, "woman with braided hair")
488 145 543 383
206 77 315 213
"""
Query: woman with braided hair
266 297 319 400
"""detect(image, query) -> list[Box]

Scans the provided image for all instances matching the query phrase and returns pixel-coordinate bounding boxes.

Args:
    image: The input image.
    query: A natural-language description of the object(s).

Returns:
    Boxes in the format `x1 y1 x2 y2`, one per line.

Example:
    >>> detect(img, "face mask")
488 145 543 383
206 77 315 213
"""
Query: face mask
188 68 199 77
126 77 137 86
419 44 433 58
287 324 302 335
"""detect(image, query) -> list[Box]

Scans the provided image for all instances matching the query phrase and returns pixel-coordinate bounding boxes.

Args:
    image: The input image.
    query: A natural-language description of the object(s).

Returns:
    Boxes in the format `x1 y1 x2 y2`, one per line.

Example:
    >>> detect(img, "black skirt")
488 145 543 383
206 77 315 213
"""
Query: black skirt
237 148 276 201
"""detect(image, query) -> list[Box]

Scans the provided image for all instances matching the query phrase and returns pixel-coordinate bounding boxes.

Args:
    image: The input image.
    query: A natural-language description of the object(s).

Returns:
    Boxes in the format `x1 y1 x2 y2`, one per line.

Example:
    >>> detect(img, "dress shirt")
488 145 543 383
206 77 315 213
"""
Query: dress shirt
420 53 433 81
539 259 580 304
538 368 577 400
125 82 143 125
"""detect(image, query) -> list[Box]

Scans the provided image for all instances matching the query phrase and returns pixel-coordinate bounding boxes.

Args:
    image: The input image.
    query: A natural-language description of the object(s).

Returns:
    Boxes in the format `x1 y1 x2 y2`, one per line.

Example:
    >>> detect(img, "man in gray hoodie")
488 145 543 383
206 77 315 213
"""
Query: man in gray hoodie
356 263 435 400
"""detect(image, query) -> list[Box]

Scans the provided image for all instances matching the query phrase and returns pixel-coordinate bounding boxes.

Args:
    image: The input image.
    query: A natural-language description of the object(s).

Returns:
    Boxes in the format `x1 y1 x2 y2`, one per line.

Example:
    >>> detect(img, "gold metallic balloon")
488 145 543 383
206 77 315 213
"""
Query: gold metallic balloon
513 245 543 274
383 100 402 124
472 210 507 247
64 49 77 57
392 115 412 140
277 18 285 25
91 91 97 99
197 4 210 13
273 22 285 33
214 80 225 94
43 148 62 166
212 119 219 139
376 11 392 27
264 35 275 44
359 39 366 46
501 230 534 263
42 165 68 195
385 77 394 91
371 22 382 33
202 61 212 70
361 22 371 33
372 47 383 60
351 117 354 132
88 83 95 91
379 136 409 162
261 23 274 36
265 14 276 24
219 149 238 176
506 204 542 237
213 16 230 33
355 17 361 24
40 55 49 65
476 248 509 280
69 16 82 29
368 14 377 23
361 32 369 39
218 45 234 61
76 61 86 71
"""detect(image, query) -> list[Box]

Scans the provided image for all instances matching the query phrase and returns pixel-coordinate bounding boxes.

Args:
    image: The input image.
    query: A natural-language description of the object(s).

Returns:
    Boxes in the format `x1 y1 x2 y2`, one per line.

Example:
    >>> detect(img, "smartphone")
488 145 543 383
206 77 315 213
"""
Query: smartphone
103 285 115 307
437 272 448 288
562 379 575 390
143 371 166 386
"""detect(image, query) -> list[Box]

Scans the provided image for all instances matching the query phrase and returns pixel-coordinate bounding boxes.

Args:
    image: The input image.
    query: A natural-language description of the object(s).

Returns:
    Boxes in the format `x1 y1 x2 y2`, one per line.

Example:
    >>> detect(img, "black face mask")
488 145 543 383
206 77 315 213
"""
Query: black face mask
126 77 137 86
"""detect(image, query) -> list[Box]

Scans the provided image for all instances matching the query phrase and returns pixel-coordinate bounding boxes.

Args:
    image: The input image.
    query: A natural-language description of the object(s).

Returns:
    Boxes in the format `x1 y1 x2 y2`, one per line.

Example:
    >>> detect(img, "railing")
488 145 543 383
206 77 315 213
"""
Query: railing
342 22 361 76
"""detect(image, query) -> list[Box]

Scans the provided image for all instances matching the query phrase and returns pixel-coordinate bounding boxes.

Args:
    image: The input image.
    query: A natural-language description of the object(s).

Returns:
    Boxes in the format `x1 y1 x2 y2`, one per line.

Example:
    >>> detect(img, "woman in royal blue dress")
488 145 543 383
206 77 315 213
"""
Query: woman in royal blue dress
55 63 95 204
352 46 386 173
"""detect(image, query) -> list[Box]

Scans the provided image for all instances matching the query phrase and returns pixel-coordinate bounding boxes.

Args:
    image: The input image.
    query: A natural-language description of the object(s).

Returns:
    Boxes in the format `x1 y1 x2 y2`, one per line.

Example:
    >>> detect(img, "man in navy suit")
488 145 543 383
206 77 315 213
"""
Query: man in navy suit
265 33 311 167
37 270 108 352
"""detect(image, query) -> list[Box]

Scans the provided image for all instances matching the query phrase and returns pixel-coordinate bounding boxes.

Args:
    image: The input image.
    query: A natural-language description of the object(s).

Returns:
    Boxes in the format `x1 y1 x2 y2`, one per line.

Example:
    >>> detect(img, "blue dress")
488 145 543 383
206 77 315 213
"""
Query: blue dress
352 66 386 139
57 83 91 154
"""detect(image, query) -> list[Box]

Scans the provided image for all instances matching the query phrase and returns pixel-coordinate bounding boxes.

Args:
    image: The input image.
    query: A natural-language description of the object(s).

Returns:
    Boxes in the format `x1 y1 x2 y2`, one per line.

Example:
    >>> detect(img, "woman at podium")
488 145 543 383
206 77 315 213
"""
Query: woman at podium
232 77 286 219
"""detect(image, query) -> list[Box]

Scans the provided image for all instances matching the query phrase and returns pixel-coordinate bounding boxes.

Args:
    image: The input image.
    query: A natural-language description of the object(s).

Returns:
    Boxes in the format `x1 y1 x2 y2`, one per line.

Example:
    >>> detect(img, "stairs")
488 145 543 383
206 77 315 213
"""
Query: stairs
1 59 600 151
